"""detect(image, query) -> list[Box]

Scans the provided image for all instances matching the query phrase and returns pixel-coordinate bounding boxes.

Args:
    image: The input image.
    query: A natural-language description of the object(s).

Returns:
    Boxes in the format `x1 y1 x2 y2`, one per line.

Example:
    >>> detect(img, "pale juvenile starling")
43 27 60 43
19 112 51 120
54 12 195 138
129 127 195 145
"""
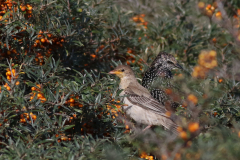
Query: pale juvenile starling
142 52 182 109
109 65 178 134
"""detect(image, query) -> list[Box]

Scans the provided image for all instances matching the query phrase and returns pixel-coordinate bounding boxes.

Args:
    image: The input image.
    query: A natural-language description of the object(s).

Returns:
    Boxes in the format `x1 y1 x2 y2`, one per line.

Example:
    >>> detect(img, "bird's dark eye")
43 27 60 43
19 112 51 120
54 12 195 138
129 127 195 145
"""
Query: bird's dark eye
121 69 125 72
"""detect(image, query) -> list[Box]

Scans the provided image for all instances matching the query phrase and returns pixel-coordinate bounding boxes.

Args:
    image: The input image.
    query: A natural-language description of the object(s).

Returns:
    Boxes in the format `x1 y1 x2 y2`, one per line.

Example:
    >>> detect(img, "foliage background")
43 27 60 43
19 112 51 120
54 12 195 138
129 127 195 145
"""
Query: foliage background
1 0 240 159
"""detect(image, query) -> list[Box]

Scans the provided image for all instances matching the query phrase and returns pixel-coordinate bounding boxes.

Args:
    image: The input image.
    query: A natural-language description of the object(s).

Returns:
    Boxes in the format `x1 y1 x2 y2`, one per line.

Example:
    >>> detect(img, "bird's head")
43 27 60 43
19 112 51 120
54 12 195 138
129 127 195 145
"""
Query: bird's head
152 52 183 70
109 65 135 79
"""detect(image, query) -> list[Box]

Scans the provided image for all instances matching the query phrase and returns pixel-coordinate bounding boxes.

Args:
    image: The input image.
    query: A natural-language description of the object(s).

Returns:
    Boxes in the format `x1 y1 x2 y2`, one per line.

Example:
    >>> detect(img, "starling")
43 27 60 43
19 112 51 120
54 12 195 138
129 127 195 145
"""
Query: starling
142 52 183 109
109 65 178 134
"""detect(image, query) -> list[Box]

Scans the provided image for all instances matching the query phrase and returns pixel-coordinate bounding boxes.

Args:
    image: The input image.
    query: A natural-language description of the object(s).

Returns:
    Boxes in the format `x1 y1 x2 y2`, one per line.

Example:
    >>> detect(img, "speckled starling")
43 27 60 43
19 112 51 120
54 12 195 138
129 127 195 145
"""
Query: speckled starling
142 51 182 110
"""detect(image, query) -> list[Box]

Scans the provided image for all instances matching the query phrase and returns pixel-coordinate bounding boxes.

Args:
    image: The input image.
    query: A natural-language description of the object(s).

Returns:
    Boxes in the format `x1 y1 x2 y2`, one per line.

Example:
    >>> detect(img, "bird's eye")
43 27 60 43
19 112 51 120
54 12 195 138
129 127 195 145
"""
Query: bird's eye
121 69 125 72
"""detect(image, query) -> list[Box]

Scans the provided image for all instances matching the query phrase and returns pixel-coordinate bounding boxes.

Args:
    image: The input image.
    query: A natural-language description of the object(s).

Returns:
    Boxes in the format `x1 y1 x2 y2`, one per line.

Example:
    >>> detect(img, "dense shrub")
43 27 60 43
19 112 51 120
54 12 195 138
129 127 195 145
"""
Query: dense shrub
1 0 240 159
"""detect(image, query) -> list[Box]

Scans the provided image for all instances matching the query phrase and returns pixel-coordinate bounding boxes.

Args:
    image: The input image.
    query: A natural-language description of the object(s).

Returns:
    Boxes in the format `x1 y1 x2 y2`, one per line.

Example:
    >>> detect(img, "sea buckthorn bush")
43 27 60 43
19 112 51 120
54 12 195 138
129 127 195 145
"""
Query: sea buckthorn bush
1 0 240 159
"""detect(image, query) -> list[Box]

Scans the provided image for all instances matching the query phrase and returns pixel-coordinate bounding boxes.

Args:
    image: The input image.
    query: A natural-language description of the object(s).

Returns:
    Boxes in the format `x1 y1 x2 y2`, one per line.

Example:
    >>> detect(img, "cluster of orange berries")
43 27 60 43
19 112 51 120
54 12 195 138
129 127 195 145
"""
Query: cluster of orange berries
2 67 20 91
132 14 148 29
20 112 37 123
55 133 73 142
0 1 33 21
178 122 200 140
139 152 154 160
0 43 15 60
198 2 221 19
20 3 33 19
0 0 65 64
64 95 83 107
95 45 105 53
107 99 122 119
106 99 132 133
5 68 18 81
0 0 18 22
126 48 144 70
34 30 64 48
30 85 46 103
192 50 217 78
33 31 65 65
233 10 240 30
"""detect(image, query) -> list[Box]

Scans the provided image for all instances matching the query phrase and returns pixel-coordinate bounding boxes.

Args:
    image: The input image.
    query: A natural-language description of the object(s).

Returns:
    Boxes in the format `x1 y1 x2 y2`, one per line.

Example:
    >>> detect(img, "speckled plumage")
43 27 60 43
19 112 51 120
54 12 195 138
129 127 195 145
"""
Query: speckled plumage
142 52 182 110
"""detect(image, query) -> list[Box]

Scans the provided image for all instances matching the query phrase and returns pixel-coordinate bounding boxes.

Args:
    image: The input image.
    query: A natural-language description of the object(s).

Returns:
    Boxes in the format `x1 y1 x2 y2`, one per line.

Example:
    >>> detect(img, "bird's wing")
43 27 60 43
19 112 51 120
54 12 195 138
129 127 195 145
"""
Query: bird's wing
124 87 168 116
124 87 179 134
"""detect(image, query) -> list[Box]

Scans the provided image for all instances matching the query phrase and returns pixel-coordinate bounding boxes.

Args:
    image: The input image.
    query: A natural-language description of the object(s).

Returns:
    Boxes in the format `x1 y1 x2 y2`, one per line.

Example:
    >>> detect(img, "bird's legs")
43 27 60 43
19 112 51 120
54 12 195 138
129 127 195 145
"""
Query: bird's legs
142 125 152 132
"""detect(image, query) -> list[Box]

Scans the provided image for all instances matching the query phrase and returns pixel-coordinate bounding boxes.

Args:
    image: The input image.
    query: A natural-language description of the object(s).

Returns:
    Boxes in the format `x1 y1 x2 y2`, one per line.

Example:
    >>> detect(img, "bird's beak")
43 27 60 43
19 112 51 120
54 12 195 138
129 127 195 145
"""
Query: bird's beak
175 63 183 70
109 70 120 75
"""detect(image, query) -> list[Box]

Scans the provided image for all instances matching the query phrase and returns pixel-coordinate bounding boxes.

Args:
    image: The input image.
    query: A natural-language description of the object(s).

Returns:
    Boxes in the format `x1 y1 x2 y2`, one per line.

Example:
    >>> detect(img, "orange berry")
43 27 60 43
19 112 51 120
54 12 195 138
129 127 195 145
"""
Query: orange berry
215 11 222 18
132 16 139 22
180 131 188 140
36 84 41 89
139 17 144 22
40 97 46 103
16 81 20 85
20 118 26 123
212 37 217 43
21 6 26 12
61 136 67 141
177 127 183 132
127 49 133 54
90 54 96 58
213 112 217 117
198 2 205 9
99 45 105 50
27 6 32 10
238 9 240 16
69 98 75 103
31 114 37 120
206 4 211 10
143 21 148 26
165 111 171 117
41 38 45 43
218 79 223 83
188 122 199 132
6 86 11 90
37 93 43 98
187 94 198 105
165 88 172 95
6 71 11 76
